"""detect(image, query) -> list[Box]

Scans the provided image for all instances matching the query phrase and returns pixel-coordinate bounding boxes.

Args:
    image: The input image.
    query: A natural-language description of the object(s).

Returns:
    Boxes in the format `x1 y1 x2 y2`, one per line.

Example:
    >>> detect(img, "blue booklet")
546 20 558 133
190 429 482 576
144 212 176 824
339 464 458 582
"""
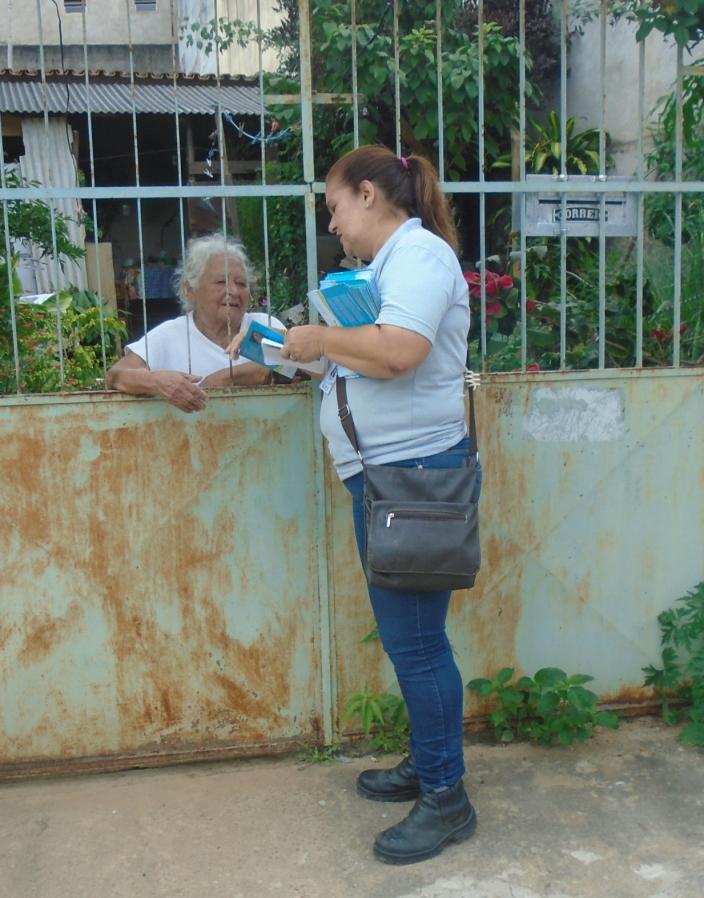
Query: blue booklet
308 267 381 328
307 268 381 379
239 319 325 378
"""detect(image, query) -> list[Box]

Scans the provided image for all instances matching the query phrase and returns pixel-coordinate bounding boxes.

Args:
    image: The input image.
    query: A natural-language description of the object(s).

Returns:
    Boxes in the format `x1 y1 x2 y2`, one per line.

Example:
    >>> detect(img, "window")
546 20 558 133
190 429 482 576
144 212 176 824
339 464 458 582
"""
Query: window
135 0 157 11
64 1 85 12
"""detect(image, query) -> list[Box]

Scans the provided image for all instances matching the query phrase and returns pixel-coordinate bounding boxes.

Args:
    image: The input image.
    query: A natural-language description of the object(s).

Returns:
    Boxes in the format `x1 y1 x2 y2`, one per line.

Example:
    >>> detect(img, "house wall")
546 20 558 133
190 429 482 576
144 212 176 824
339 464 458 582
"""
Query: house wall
1 0 282 77
566 20 679 176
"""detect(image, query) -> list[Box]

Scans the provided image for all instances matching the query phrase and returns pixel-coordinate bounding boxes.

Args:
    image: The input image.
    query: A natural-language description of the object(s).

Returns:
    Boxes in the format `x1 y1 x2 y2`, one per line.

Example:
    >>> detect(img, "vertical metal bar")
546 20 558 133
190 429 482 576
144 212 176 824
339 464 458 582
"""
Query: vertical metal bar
435 2 445 183
35 0 66 385
0 118 22 391
298 0 334 747
597 0 607 369
672 44 683 368
518 0 527 370
635 39 645 367
256 0 273 326
124 0 149 360
392 0 401 156
168 0 191 371
80 2 108 377
559 0 568 369
477 1 487 365
351 0 359 149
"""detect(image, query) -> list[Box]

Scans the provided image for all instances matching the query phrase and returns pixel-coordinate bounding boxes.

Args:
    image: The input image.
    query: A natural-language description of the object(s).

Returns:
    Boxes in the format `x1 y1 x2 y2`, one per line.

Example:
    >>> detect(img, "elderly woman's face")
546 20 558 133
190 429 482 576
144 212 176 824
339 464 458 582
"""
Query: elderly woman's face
189 253 250 330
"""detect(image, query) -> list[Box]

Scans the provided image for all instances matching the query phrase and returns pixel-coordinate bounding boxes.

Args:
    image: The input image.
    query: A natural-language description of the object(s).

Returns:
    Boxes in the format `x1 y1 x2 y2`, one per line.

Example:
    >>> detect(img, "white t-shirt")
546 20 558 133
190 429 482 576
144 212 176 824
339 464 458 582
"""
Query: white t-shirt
319 218 470 481
125 311 285 377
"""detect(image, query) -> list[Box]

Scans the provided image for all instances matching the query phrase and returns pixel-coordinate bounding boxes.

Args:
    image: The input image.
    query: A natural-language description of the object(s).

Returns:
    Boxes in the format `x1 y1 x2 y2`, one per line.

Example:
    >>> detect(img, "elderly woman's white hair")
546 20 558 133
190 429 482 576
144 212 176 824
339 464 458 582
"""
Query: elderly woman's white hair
174 234 257 312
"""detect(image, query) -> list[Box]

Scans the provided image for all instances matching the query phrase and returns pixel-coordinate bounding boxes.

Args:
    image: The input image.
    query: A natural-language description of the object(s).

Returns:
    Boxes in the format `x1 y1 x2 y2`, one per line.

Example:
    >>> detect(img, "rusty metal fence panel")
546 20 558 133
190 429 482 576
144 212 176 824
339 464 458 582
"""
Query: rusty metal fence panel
0 386 326 775
1 2 704 775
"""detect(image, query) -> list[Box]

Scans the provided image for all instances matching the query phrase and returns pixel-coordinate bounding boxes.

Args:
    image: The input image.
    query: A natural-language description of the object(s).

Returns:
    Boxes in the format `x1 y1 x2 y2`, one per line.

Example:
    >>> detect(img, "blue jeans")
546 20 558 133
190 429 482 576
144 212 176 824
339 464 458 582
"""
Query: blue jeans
343 437 480 791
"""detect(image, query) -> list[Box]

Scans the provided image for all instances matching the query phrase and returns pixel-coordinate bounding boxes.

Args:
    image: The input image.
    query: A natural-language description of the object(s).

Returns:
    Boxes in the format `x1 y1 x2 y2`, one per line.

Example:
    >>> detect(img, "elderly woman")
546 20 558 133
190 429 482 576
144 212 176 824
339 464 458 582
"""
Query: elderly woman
107 235 285 413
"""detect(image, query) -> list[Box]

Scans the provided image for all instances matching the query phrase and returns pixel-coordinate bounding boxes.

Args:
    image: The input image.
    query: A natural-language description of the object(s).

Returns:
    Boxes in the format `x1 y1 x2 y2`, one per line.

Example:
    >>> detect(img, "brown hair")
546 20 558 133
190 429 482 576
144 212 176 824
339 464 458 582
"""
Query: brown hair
327 145 460 254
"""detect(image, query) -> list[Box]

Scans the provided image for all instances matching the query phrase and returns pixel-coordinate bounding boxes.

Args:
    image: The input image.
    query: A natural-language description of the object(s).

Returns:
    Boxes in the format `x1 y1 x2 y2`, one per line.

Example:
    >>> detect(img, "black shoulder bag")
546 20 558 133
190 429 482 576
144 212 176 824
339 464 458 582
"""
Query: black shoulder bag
336 376 481 592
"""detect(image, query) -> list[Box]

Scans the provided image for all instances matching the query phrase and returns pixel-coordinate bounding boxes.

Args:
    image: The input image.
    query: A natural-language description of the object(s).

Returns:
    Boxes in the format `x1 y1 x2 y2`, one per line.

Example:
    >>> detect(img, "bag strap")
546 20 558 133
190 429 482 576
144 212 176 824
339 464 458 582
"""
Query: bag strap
336 373 479 459
336 375 363 459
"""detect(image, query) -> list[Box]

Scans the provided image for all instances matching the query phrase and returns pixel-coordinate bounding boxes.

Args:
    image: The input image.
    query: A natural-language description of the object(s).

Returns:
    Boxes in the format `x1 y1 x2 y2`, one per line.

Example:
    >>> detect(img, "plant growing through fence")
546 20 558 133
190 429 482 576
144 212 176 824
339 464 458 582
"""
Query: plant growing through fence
345 684 410 754
467 666 619 746
643 582 704 747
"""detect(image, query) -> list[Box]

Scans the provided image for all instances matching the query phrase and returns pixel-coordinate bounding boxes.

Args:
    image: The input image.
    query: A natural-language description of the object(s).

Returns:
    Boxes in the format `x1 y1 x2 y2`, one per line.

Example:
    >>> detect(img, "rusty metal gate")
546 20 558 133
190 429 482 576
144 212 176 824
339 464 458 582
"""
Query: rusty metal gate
1 1 703 776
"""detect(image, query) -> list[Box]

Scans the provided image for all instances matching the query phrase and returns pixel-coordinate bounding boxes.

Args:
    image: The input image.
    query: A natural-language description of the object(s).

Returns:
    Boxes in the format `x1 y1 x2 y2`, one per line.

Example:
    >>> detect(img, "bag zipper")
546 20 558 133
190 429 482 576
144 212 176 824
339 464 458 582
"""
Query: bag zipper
385 509 467 528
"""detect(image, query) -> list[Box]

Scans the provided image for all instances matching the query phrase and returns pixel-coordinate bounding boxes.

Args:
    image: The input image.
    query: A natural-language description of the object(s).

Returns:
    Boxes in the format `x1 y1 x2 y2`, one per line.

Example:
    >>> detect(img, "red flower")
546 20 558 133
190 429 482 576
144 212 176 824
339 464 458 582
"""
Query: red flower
486 301 504 318
526 298 537 312
464 270 514 299
527 363 540 372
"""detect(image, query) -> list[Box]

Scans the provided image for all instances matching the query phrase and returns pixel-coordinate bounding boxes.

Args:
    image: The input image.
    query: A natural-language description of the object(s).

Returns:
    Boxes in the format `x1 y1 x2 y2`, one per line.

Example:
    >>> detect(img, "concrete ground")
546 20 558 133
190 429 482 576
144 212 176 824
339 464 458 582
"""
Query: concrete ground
1 717 703 898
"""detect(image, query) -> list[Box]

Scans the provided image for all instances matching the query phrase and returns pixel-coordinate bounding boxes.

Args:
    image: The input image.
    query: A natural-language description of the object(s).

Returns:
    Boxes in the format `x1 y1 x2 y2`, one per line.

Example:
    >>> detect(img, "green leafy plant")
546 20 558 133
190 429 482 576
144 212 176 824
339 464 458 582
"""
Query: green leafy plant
295 741 342 763
467 666 619 746
1 168 86 265
643 582 704 746
0 282 126 394
613 0 704 48
495 111 608 175
345 684 410 754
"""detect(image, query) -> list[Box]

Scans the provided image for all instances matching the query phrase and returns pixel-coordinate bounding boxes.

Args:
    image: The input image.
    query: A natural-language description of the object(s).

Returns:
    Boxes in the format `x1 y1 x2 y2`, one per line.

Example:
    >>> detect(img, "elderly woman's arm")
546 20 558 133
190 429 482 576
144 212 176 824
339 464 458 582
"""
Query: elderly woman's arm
199 362 272 388
106 351 208 413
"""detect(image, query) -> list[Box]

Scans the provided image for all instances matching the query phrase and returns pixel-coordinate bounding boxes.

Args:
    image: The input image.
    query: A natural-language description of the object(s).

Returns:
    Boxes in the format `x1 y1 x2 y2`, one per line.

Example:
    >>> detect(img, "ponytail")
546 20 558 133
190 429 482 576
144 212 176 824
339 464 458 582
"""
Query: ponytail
327 145 460 254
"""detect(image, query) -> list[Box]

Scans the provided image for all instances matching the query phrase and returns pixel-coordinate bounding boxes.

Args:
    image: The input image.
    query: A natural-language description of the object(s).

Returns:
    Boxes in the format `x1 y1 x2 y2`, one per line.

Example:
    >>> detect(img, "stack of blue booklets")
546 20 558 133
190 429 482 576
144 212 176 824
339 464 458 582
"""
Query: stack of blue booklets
307 267 381 328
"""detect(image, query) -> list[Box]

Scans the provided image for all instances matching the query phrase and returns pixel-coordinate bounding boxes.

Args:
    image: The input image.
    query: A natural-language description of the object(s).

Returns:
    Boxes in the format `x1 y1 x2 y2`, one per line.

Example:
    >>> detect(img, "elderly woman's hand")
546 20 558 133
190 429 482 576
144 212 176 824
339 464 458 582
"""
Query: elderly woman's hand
280 325 326 364
151 370 208 413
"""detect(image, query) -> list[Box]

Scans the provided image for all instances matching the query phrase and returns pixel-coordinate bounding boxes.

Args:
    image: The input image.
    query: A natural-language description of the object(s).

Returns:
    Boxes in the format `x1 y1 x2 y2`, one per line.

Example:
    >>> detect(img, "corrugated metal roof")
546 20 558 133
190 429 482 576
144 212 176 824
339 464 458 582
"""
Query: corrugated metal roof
0 70 263 116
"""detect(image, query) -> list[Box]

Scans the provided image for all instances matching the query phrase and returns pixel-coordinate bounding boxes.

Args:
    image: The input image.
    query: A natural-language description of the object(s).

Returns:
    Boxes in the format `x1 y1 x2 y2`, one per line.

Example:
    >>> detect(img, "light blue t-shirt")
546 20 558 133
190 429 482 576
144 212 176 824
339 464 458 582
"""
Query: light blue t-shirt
320 218 470 480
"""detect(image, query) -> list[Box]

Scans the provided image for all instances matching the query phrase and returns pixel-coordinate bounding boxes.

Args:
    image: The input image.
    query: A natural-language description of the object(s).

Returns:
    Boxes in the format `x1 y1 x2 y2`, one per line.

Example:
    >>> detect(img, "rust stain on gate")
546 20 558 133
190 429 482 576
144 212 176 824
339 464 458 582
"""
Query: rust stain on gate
0 388 323 775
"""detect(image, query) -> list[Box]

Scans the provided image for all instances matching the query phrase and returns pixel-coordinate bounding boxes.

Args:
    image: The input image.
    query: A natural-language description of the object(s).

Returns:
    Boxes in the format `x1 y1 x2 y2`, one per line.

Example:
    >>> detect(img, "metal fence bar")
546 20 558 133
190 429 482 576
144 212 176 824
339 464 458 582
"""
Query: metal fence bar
392 0 401 157
477 0 487 365
256 0 273 327
597 0 607 370
4 181 703 202
435 2 445 185
124 0 150 363
635 38 646 367
168 0 192 373
351 0 359 149
518 0 527 370
0 119 22 391
35 0 66 386
672 44 684 368
559 0 568 369
80 2 108 377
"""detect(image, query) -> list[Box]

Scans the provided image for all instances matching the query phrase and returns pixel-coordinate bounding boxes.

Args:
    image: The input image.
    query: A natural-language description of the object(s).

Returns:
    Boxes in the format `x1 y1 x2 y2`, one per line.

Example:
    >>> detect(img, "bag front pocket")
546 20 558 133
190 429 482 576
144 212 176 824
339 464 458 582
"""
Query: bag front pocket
366 499 479 591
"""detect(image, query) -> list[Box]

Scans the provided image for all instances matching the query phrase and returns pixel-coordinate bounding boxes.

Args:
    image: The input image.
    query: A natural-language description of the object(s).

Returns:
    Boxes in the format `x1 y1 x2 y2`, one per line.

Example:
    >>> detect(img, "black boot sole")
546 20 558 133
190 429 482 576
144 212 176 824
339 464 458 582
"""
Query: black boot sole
356 781 421 802
373 805 478 865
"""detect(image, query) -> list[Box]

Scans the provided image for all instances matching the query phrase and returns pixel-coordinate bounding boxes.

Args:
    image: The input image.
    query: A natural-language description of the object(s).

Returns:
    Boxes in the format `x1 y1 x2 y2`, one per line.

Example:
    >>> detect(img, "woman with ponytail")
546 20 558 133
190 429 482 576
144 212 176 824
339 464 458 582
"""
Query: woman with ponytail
230 144 476 864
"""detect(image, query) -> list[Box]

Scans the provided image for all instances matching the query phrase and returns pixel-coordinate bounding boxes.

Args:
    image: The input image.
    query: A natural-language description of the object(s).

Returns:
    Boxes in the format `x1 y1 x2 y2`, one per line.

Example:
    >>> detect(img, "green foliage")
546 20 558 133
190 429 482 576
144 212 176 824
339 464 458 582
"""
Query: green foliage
509 111 608 175
614 0 704 47
644 64 704 246
187 3 540 178
467 666 619 746
643 582 704 746
345 684 410 754
295 741 342 763
0 281 126 394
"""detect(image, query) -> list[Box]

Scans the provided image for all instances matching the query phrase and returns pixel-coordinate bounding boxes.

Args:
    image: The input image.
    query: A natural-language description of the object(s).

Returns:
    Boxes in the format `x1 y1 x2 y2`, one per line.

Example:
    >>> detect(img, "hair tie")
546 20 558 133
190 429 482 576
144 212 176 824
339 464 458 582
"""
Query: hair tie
400 156 409 171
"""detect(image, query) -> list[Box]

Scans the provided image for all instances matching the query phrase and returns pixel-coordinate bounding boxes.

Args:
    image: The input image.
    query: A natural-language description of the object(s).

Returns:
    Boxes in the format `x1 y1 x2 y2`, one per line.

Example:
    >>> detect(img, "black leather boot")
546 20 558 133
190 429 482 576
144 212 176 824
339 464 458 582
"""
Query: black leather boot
373 779 477 864
356 756 421 802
